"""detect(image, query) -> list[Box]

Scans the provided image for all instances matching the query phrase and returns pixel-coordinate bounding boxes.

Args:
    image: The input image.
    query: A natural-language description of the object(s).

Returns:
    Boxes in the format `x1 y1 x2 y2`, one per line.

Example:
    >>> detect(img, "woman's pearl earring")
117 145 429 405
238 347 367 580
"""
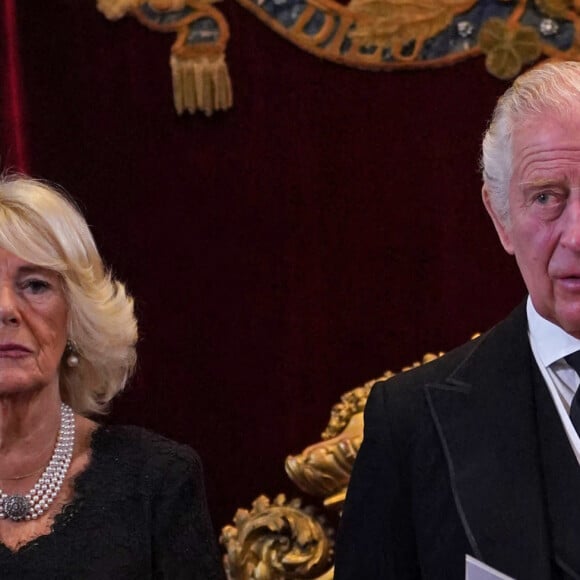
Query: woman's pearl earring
66 339 79 368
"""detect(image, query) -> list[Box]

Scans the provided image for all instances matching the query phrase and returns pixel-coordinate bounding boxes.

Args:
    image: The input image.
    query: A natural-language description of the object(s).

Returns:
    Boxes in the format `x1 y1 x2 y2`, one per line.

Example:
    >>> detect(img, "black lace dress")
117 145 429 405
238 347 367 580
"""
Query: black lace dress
0 425 225 579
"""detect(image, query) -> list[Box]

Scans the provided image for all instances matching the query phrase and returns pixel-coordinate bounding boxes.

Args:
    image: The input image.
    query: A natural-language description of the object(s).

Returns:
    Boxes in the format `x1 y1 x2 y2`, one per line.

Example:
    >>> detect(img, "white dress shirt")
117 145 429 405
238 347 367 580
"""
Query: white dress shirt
527 296 580 465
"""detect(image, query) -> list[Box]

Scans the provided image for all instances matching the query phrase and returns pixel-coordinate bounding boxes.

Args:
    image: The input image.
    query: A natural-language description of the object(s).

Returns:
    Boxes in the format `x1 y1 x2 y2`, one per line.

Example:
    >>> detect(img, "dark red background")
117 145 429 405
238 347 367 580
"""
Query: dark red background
1 0 525 539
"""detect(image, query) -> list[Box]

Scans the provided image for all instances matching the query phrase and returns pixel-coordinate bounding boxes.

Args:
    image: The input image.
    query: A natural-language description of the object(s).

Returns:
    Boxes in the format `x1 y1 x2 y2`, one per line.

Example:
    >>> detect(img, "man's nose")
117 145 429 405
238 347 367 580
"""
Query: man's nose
0 285 20 327
561 197 580 251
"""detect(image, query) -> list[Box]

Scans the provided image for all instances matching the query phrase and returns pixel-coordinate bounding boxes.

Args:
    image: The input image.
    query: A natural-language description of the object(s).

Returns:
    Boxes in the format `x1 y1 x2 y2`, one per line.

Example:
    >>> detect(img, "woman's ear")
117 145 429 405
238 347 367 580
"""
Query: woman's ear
482 186 515 255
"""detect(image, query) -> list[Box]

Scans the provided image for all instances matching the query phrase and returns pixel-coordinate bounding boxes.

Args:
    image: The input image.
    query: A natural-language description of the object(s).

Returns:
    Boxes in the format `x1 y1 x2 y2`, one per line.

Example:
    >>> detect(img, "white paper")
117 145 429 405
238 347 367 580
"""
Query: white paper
465 555 515 580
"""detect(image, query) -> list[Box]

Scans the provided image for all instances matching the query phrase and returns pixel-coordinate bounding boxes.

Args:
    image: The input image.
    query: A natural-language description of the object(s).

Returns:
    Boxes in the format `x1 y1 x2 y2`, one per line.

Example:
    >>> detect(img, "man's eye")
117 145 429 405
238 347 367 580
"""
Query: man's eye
21 279 50 294
535 192 554 204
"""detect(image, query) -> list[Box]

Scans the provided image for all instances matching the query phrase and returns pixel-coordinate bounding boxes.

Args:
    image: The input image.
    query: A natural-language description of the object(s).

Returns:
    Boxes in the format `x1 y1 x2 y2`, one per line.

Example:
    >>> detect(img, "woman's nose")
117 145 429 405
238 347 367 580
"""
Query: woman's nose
0 286 20 327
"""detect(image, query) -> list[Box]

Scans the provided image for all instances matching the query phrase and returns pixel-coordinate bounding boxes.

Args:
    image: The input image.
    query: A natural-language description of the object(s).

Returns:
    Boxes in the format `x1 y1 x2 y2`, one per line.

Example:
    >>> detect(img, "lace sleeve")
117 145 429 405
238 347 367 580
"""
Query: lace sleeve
150 446 225 580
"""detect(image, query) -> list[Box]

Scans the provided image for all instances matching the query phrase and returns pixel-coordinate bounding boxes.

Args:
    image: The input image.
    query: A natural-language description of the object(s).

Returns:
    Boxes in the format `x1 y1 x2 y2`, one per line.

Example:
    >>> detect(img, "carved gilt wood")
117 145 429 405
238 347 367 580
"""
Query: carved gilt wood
220 350 450 579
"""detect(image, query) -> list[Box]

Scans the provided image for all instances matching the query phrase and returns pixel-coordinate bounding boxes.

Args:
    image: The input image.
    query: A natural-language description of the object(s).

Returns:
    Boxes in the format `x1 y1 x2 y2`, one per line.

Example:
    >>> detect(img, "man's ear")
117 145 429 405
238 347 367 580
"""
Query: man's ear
482 186 515 255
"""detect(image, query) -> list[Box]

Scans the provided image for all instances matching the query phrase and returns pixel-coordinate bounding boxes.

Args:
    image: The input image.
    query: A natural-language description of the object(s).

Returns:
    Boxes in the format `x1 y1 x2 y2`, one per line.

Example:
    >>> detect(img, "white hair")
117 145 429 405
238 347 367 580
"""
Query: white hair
481 61 580 223
0 175 138 415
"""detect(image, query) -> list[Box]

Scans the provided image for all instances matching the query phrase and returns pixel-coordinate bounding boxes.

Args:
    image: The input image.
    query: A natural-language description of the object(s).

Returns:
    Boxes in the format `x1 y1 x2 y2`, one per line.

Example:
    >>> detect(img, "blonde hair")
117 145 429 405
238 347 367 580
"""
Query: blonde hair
481 60 580 223
0 175 137 415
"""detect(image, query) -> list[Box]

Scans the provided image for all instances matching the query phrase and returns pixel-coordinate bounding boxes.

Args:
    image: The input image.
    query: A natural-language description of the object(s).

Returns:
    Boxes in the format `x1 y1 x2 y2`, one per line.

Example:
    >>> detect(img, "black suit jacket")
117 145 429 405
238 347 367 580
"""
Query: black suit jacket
335 303 580 580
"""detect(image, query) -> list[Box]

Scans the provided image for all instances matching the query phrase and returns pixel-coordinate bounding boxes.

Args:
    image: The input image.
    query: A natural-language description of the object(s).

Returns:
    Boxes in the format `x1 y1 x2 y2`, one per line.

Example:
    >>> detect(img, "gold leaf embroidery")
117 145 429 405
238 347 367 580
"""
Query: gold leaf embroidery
478 18 541 79
535 0 571 19
349 0 477 59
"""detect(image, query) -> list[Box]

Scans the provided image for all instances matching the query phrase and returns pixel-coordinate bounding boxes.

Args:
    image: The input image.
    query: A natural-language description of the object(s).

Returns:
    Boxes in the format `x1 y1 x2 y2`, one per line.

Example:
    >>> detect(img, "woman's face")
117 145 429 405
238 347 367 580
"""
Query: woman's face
0 247 69 397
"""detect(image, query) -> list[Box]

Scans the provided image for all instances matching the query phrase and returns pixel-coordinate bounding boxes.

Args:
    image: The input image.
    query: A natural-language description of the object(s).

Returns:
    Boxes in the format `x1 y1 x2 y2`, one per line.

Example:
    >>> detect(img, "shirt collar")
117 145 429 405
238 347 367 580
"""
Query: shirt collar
527 296 580 367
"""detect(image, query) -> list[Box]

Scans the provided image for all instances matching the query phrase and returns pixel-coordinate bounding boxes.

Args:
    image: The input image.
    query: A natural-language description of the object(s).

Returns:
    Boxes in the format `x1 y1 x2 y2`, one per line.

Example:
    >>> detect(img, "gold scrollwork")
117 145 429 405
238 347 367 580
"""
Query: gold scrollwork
222 344 475 578
221 494 334 579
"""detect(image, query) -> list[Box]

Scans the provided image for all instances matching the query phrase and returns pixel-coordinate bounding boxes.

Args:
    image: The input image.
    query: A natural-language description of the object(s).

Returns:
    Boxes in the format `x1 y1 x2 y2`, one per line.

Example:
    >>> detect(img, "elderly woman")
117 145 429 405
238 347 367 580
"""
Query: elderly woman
0 176 224 578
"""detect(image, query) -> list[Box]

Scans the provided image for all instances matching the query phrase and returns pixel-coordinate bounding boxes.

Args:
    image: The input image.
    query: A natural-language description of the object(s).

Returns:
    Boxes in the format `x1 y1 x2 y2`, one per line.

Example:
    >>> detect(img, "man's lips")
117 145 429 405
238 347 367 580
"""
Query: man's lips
554 275 580 291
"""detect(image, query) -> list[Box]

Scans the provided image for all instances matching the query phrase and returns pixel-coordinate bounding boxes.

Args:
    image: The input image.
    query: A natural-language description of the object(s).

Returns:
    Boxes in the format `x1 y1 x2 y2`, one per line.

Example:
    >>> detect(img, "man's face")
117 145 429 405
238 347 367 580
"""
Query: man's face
484 106 580 337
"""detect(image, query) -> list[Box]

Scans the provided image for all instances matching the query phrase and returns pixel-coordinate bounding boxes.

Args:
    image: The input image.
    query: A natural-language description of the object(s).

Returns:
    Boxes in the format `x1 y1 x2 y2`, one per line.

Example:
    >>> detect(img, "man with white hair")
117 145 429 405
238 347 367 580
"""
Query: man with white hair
335 61 580 580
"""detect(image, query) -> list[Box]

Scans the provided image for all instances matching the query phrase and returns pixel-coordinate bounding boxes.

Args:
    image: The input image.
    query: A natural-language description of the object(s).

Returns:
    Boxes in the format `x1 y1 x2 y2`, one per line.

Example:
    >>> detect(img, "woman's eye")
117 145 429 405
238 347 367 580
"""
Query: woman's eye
21 279 50 294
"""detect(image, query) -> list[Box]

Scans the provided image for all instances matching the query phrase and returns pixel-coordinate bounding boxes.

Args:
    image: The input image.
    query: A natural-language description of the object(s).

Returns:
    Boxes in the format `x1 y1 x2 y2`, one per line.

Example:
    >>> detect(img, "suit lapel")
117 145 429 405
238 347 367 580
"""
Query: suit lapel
533 362 580 580
425 303 552 579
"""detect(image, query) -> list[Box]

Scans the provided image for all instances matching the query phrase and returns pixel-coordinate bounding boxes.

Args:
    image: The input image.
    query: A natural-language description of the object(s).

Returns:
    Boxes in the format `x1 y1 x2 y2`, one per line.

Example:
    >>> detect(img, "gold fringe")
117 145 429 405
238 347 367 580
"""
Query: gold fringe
170 53 233 116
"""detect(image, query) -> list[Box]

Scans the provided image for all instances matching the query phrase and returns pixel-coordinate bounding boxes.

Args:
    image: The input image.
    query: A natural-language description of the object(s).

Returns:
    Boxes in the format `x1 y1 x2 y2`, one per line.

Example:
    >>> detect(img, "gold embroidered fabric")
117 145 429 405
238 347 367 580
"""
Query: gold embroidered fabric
97 0 232 115
98 0 580 114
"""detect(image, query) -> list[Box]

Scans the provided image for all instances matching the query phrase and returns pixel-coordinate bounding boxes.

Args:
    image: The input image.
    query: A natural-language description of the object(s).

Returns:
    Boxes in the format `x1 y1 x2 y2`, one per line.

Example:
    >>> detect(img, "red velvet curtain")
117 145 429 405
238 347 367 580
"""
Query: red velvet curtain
0 0 525 534
1 0 28 173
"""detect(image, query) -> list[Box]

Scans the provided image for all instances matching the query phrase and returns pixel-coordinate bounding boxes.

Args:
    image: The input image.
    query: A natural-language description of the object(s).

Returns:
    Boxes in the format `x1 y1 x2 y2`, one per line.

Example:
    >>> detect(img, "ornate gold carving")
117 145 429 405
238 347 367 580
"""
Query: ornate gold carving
221 494 334 579
285 353 444 506
223 344 476 577
285 414 363 502
321 352 444 441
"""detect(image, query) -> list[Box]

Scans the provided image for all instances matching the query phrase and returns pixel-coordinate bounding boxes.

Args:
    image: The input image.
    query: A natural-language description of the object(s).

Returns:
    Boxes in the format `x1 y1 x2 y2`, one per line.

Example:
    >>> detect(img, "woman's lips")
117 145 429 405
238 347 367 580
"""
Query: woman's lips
0 344 31 358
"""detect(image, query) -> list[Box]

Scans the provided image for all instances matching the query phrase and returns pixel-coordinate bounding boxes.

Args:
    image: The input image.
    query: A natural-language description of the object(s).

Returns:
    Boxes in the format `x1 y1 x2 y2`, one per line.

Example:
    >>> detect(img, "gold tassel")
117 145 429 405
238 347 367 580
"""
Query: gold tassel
96 0 140 20
170 53 233 116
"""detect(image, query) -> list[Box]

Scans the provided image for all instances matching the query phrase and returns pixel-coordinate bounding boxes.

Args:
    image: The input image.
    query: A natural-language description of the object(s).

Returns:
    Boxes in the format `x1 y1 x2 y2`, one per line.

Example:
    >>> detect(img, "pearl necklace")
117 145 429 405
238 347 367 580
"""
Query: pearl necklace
0 403 75 522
